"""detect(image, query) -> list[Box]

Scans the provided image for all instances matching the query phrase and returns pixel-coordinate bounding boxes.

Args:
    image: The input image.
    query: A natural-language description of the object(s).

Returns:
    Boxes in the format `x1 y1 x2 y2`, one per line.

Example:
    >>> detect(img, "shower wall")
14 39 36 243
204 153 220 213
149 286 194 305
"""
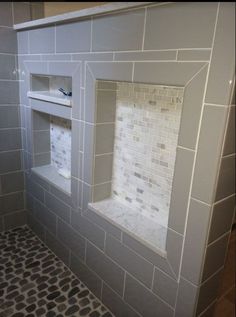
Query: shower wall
16 2 235 317
0 3 25 231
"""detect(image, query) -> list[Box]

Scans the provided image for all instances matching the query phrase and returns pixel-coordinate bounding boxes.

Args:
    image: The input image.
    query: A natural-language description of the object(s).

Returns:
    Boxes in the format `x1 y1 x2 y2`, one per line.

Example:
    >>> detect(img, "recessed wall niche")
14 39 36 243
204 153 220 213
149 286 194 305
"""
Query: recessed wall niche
31 110 71 194
89 80 184 252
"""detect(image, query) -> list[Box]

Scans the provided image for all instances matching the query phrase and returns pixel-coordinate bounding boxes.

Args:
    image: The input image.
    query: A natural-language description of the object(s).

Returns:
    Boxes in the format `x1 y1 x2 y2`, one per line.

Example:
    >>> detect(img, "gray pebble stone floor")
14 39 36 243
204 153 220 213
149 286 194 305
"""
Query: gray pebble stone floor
0 226 114 317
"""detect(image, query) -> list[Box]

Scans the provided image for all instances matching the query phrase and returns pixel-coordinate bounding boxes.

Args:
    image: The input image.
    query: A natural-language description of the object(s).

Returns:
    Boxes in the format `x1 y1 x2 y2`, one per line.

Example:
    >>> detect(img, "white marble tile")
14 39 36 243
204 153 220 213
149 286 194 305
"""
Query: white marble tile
89 198 167 255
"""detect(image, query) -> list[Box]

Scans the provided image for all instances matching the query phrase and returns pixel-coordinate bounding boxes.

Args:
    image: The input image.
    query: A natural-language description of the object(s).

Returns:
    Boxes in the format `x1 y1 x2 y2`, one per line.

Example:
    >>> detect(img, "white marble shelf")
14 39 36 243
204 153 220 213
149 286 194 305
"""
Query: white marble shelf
88 198 167 257
14 2 152 30
31 164 71 195
28 91 72 107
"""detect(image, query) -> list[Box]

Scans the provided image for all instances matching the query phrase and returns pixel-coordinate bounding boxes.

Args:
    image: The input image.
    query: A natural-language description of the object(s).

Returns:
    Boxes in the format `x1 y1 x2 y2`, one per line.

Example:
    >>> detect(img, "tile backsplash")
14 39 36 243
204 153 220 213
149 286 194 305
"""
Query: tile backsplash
112 82 184 227
50 115 71 175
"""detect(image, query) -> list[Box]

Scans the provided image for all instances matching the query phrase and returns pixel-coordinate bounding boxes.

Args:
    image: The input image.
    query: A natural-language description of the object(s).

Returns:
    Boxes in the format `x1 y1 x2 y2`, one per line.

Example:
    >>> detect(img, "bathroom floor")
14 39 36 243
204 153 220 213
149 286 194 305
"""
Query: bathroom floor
0 226 113 317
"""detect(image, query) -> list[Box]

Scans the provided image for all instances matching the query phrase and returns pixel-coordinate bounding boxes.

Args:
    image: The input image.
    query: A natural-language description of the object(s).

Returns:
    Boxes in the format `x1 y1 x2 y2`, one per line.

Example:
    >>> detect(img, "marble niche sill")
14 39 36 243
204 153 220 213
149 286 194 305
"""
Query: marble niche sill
27 91 72 107
88 198 167 258
31 164 71 195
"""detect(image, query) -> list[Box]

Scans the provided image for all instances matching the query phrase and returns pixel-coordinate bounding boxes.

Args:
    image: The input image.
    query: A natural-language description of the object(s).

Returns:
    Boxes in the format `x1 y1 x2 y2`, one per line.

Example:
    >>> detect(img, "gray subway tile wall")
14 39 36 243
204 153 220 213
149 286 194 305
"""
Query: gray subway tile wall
7 2 235 317
0 2 27 231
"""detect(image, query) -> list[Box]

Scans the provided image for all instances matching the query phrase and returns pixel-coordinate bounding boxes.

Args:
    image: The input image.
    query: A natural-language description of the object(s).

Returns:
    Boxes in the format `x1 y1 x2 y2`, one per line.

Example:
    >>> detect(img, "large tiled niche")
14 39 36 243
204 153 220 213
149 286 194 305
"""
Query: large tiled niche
90 80 184 251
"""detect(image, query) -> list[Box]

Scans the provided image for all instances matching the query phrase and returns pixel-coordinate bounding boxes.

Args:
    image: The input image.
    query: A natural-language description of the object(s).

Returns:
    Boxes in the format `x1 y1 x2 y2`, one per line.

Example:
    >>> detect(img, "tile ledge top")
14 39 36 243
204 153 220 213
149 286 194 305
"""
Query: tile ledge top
13 2 154 31
88 198 168 258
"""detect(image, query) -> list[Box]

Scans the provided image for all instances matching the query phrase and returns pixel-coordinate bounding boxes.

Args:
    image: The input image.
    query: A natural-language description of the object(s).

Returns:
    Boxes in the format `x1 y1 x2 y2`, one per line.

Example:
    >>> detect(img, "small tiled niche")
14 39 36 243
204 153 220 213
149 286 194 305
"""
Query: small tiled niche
89 80 184 252
29 74 72 106
31 110 72 194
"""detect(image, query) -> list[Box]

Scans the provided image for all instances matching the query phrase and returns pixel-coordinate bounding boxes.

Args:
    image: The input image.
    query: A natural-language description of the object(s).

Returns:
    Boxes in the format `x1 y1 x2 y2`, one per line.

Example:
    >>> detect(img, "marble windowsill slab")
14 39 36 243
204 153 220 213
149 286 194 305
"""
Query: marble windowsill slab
31 164 71 195
28 91 72 107
88 198 167 258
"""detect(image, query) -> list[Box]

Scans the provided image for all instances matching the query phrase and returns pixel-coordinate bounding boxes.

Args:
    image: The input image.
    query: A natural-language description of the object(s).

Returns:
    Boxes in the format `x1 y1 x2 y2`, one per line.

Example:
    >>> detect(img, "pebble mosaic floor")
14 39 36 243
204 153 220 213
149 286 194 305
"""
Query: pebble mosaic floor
0 226 113 317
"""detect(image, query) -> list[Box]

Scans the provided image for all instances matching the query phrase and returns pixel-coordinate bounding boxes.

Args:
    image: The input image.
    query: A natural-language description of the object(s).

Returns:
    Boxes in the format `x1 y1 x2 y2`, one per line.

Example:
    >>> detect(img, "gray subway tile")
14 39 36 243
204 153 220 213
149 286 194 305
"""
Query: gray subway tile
166 229 183 278
84 68 96 123
4 210 27 230
57 218 85 260
181 199 211 285
196 269 223 315
56 20 91 53
0 55 16 80
0 2 13 26
114 50 177 61
144 3 217 50
31 171 50 191
33 130 50 154
178 65 208 149
86 241 125 296
33 110 50 131
202 233 229 282
96 89 117 124
0 81 19 103
92 9 145 51
41 54 71 61
72 52 113 61
34 152 51 167
93 182 111 202
205 3 235 105
50 183 72 207
153 268 178 308
48 61 80 77
0 150 22 174
0 106 19 129
88 62 133 83
34 198 56 235
71 209 105 250
102 283 140 317
124 273 174 317
84 208 122 240
133 62 206 86
106 234 154 288
0 27 17 53
168 148 195 234
82 182 93 212
209 195 235 243
27 213 45 241
192 105 228 203
45 230 70 266
83 123 95 184
0 171 24 195
223 106 235 155
177 50 211 61
0 191 24 215
94 154 113 185
45 191 71 223
95 123 115 154
17 31 29 54
26 176 44 203
29 26 55 54
70 252 102 299
215 155 235 201
175 277 198 317
31 99 71 120
123 232 175 279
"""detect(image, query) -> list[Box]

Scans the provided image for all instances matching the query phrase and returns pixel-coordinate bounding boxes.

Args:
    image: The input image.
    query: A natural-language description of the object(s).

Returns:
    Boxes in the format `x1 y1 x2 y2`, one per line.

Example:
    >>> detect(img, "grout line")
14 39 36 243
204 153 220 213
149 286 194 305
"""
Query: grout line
141 7 147 51
207 230 230 247
184 63 209 87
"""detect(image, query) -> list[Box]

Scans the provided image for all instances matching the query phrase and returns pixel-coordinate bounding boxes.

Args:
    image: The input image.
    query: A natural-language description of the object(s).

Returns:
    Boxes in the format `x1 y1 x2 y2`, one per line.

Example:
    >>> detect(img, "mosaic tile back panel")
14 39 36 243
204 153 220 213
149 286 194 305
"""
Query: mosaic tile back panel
112 82 184 227
50 116 71 176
